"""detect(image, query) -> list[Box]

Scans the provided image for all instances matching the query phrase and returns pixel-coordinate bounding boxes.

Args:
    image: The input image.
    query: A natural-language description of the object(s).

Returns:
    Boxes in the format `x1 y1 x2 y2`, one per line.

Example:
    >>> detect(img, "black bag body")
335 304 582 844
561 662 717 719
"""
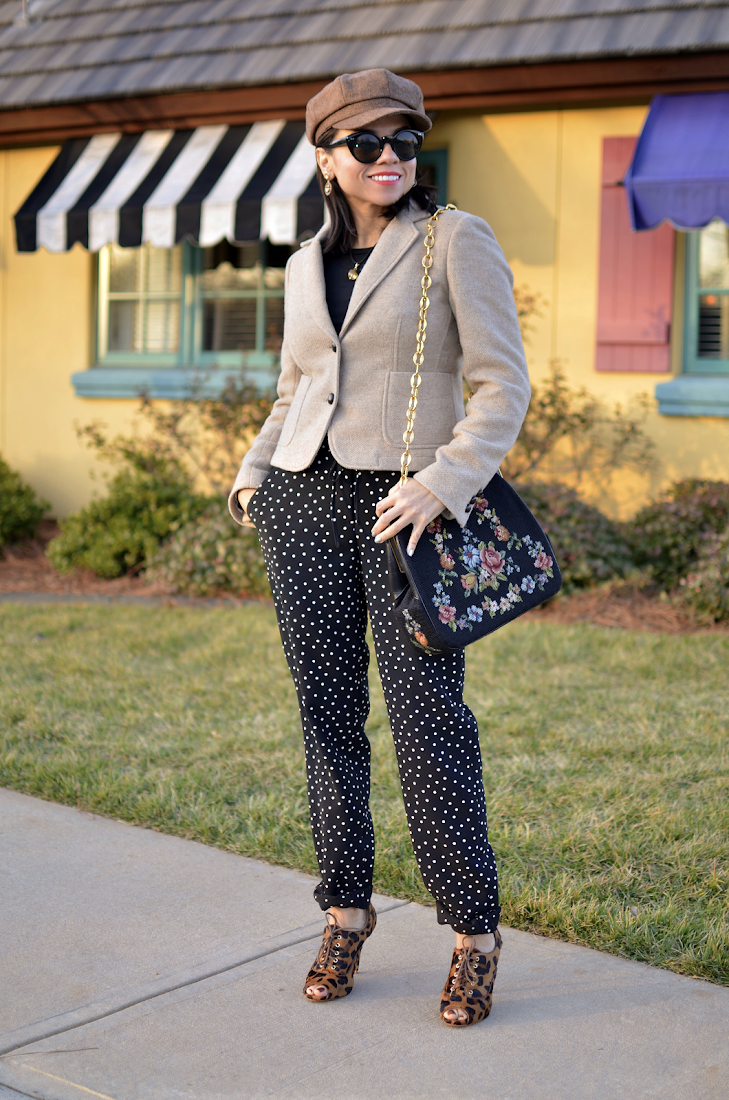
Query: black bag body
387 474 561 656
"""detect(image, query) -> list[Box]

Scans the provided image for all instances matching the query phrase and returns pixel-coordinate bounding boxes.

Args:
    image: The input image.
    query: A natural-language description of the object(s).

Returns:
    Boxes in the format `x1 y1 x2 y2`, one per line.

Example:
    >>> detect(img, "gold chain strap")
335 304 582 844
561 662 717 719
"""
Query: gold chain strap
399 204 457 485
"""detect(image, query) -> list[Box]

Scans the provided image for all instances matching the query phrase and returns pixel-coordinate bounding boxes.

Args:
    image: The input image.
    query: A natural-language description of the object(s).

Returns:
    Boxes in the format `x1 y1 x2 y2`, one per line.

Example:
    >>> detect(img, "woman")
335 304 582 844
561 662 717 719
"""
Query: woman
229 69 530 1027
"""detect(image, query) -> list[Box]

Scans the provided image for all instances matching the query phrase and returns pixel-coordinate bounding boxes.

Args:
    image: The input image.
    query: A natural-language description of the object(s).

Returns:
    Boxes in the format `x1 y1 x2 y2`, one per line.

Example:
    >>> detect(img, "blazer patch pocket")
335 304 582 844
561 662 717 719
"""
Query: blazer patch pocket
383 371 456 449
277 374 312 448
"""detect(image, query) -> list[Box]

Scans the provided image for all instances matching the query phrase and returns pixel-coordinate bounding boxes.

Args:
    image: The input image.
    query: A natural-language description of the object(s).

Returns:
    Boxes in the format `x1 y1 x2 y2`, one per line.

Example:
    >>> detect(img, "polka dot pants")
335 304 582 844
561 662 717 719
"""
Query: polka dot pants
247 440 500 935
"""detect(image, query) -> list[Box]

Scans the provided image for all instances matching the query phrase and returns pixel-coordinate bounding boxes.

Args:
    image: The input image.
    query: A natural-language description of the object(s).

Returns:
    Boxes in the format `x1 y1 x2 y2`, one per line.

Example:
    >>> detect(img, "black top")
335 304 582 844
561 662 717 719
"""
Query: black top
323 247 374 334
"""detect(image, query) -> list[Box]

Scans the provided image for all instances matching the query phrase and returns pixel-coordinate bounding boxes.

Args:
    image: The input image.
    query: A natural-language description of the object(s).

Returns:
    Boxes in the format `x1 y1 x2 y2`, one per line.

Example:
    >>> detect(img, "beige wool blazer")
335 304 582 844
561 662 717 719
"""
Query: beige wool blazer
229 204 530 528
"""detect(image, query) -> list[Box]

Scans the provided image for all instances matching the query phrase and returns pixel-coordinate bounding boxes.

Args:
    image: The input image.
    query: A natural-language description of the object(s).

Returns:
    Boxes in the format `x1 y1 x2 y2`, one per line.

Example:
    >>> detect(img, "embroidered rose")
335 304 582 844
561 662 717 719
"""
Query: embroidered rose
438 604 457 624
414 631 429 647
427 517 442 534
534 550 553 570
495 525 510 542
474 496 488 512
461 573 477 590
480 547 504 575
440 553 455 570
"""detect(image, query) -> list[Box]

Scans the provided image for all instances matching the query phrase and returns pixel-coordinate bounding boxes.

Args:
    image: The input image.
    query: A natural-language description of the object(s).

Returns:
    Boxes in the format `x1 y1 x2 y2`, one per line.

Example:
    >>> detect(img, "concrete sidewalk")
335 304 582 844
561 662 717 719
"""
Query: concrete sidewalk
0 789 727 1100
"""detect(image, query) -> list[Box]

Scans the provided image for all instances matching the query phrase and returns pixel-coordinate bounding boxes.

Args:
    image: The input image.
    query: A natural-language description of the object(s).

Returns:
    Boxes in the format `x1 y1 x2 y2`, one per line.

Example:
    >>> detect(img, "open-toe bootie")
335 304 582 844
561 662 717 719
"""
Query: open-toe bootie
303 904 377 1002
440 928 502 1027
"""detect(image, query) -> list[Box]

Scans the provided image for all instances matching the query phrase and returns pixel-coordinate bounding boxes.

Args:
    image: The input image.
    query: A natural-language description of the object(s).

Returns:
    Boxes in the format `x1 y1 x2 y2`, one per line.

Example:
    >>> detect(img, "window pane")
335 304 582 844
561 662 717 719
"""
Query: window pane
263 267 286 290
145 300 180 352
109 246 140 293
108 300 141 352
264 297 284 352
698 295 729 359
201 262 261 292
146 246 182 294
203 299 257 351
699 219 729 288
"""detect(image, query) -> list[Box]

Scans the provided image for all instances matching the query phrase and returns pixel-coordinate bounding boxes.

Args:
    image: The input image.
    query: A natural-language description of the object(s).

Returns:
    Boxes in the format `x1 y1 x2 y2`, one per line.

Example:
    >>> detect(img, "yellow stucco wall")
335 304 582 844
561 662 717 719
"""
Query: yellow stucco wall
0 147 140 517
1 109 728 519
426 107 729 515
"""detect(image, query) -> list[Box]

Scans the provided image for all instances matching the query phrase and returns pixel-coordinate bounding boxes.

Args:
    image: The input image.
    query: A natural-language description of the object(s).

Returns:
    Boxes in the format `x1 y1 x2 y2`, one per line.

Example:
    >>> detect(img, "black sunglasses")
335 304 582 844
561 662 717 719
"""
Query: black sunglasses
322 129 424 164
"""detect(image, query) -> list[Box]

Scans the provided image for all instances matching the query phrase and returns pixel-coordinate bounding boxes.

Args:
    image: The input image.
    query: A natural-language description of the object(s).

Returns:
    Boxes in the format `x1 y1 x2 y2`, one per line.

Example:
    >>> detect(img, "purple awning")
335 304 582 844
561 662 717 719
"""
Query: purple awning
624 93 729 232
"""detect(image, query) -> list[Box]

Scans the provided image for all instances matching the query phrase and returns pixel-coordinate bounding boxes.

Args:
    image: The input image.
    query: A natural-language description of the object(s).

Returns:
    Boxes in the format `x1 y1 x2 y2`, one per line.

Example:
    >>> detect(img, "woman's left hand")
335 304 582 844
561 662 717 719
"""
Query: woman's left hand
372 479 445 556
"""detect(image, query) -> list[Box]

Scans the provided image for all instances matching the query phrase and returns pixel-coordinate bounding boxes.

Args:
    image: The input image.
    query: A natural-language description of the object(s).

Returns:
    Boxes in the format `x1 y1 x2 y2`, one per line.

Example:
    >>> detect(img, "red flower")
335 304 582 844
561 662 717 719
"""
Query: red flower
475 496 488 512
427 517 443 534
534 551 553 570
480 547 503 575
438 604 456 624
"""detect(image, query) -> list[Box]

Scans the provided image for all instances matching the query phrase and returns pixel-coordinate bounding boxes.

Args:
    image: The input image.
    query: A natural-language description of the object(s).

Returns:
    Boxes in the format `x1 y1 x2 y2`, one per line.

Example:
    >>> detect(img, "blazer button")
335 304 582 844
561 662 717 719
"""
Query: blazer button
327 393 335 404
331 343 337 352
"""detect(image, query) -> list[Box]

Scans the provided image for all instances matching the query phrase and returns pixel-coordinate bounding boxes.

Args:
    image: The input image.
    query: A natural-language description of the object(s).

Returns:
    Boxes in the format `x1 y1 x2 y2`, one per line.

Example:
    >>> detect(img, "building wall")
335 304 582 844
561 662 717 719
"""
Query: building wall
426 107 729 515
0 146 142 517
2 108 729 520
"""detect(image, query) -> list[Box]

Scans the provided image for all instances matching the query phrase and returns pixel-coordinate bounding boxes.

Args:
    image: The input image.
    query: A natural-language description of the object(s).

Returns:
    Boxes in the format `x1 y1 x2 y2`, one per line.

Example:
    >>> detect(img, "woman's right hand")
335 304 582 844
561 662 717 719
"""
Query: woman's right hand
237 488 257 526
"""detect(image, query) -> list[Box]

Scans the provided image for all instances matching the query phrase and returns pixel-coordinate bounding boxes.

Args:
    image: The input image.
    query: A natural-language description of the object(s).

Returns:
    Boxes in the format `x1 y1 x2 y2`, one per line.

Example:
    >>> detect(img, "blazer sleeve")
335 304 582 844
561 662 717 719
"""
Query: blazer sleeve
413 214 530 526
228 258 301 524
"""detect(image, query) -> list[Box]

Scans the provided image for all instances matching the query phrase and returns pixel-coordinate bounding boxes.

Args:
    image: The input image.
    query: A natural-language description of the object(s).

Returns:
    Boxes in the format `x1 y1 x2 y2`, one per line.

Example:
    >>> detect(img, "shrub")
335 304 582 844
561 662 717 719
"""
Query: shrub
515 481 636 594
502 362 655 493
626 479 729 592
146 499 270 598
680 526 729 623
0 457 49 548
47 449 208 578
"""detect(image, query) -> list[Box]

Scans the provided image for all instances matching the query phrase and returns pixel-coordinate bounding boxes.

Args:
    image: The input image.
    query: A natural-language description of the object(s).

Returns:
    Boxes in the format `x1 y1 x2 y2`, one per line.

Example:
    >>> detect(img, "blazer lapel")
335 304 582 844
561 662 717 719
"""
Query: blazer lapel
338 208 424 339
301 228 338 343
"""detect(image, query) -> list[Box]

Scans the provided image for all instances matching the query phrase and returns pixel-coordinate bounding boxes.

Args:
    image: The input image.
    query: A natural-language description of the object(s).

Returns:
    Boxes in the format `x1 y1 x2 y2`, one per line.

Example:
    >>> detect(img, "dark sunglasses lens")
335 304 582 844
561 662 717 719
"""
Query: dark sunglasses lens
348 134 382 162
391 132 421 160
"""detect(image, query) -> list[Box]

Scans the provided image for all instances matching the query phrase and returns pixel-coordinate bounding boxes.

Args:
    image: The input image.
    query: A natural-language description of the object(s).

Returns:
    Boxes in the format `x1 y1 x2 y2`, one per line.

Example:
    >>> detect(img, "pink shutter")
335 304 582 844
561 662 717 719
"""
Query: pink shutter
596 137 674 373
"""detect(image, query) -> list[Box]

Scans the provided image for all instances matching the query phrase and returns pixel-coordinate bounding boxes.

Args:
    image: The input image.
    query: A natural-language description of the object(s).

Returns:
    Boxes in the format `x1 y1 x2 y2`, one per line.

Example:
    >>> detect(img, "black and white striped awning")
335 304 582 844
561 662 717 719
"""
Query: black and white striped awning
15 120 323 253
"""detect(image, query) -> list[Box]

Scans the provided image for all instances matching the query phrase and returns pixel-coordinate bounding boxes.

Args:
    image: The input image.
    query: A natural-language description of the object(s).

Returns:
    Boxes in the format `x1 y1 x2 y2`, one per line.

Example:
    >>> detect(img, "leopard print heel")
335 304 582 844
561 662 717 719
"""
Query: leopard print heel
440 928 502 1026
303 904 377 1002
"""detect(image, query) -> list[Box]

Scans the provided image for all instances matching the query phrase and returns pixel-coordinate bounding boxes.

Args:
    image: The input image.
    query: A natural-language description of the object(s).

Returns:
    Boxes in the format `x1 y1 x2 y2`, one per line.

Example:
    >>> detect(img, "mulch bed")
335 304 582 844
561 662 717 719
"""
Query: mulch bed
1 525 726 633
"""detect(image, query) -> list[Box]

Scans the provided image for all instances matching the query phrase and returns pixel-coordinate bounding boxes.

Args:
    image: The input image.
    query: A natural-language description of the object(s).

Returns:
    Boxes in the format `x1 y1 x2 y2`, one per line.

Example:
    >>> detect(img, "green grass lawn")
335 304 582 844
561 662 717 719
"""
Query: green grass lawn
1 602 727 985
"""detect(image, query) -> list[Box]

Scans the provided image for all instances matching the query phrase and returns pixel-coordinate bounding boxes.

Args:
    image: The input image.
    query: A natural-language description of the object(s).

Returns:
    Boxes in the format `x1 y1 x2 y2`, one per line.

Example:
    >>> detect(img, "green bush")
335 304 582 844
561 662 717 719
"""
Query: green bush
47 451 208 579
146 499 270 598
680 526 729 623
0 457 49 548
626 479 729 591
515 481 636 594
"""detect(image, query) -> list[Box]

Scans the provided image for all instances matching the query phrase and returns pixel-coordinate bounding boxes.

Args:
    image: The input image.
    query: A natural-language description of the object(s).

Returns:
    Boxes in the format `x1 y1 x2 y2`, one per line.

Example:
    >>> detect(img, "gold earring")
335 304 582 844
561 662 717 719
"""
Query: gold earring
323 172 332 197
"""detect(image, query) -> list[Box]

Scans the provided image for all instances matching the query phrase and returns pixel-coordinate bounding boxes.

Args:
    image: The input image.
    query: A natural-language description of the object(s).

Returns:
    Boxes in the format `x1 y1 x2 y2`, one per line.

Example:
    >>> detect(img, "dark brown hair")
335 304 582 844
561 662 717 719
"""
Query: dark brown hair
316 127 438 255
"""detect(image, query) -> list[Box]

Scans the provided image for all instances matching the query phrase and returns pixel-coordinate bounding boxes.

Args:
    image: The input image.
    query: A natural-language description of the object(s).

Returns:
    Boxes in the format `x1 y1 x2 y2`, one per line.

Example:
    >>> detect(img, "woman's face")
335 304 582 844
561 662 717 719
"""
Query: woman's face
316 113 418 208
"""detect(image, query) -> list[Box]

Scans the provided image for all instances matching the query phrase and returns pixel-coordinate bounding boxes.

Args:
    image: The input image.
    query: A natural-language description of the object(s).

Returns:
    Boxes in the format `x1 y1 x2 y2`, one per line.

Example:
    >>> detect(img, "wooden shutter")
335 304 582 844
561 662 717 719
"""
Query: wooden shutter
596 136 675 373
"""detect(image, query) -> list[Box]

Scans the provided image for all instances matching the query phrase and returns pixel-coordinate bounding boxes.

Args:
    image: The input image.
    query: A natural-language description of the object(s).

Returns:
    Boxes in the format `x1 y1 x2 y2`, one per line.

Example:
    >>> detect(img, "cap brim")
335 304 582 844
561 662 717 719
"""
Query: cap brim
315 101 432 145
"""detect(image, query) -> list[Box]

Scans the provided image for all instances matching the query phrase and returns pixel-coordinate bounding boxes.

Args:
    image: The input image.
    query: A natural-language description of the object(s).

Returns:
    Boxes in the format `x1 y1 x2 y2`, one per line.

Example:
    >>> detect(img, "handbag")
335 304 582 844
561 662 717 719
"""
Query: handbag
387 205 562 656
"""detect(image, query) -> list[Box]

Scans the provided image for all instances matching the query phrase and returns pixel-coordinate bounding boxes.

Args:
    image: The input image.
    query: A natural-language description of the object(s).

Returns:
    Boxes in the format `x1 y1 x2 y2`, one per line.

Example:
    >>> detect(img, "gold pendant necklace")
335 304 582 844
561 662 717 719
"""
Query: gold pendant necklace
347 258 360 281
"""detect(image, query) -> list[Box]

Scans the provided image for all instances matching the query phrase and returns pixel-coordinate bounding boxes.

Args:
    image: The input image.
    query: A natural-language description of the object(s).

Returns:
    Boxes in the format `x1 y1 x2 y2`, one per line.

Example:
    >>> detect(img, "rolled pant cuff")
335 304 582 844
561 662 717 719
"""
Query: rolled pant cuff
436 901 501 936
313 884 372 912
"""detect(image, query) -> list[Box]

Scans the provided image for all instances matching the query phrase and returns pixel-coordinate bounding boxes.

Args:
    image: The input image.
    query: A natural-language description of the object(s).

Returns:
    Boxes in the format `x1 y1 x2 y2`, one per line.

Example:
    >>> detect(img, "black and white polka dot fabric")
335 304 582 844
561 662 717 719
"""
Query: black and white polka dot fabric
247 439 500 935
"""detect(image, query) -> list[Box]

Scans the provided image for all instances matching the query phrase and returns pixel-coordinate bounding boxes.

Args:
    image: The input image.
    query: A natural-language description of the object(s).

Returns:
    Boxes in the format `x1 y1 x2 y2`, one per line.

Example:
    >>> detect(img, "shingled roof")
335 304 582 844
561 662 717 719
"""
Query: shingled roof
0 0 728 109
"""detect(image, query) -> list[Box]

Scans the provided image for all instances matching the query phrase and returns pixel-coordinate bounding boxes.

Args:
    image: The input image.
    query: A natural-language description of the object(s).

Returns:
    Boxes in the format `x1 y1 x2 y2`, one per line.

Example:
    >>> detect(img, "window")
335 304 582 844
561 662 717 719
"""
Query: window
684 219 729 374
95 239 294 377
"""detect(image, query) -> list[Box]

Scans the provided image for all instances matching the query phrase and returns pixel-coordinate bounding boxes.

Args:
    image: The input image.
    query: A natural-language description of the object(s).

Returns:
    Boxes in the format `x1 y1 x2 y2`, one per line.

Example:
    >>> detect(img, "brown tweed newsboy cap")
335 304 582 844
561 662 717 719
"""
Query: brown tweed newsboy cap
306 69 432 146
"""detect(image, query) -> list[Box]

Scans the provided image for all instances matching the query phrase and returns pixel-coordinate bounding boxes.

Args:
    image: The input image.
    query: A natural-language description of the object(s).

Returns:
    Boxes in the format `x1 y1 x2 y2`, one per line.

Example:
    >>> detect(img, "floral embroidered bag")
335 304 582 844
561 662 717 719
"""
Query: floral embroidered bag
387 207 562 656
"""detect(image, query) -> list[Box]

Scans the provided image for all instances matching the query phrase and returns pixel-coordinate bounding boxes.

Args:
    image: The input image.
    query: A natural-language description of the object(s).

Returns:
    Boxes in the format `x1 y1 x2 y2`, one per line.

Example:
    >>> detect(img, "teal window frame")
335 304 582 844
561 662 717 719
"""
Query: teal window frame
682 228 729 376
655 223 729 417
75 240 288 398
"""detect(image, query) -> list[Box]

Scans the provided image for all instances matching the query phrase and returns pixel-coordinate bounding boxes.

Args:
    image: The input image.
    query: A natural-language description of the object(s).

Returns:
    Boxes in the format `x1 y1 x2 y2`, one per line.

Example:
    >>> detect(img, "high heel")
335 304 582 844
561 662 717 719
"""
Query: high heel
440 928 502 1026
303 904 377 1001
